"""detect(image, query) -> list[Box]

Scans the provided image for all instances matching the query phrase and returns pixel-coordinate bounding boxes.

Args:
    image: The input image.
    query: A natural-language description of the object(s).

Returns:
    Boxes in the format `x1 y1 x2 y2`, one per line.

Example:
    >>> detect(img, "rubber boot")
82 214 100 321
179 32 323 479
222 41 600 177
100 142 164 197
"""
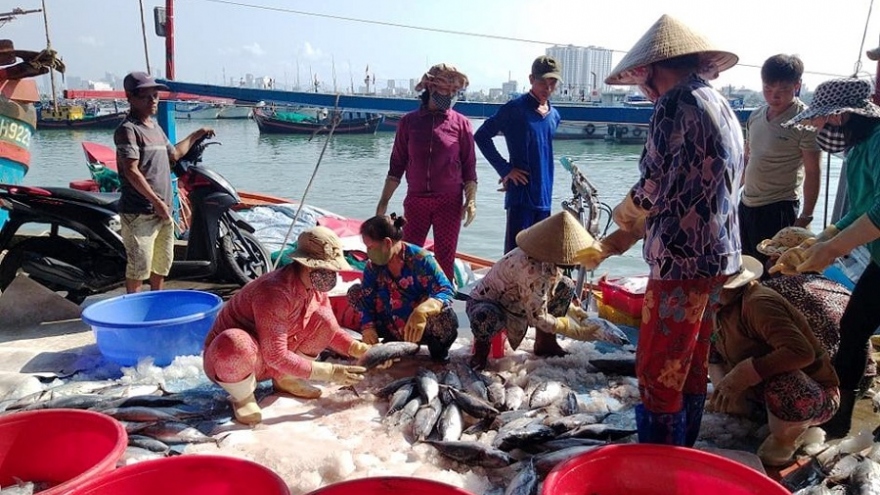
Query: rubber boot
635 404 687 446
757 413 810 466
218 375 262 425
273 376 322 399
821 389 855 440
470 340 491 370
682 394 706 447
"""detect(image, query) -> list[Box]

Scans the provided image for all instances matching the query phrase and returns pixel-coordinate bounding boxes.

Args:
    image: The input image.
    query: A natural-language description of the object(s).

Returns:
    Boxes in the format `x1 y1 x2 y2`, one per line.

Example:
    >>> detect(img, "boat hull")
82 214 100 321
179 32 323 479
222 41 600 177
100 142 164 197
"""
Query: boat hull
37 111 126 130
0 106 33 225
253 110 384 135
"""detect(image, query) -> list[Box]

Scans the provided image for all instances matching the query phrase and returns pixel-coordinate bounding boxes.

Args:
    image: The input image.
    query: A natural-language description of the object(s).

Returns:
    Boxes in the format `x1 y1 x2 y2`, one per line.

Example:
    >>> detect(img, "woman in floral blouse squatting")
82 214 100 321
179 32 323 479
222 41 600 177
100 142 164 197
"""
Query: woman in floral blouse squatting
579 15 744 447
348 214 458 361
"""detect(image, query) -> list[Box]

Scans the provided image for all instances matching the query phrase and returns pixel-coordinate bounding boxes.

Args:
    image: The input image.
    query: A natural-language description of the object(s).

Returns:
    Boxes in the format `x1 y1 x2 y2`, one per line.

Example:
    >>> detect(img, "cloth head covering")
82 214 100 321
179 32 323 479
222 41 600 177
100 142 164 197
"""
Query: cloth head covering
757 226 815 256
531 56 563 81
782 78 880 129
0 40 17 66
515 211 597 265
605 14 738 85
723 255 763 289
414 63 469 93
287 226 352 271
123 71 169 94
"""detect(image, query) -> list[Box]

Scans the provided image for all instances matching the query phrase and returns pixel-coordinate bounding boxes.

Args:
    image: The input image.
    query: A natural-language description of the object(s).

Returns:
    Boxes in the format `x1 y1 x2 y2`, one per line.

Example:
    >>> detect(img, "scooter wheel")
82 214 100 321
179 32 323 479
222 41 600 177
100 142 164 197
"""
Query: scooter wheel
218 230 272 285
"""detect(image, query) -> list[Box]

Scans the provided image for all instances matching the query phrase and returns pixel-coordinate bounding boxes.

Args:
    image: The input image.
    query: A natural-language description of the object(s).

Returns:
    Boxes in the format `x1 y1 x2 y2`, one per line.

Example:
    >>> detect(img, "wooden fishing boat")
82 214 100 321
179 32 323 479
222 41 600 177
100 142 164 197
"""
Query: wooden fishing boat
37 103 126 129
253 107 384 135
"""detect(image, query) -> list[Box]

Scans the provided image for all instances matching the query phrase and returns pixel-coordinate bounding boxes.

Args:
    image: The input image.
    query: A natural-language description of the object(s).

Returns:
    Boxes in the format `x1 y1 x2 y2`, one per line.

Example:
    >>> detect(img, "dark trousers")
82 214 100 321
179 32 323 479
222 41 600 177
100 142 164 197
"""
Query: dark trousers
738 200 799 265
504 206 551 254
836 261 880 390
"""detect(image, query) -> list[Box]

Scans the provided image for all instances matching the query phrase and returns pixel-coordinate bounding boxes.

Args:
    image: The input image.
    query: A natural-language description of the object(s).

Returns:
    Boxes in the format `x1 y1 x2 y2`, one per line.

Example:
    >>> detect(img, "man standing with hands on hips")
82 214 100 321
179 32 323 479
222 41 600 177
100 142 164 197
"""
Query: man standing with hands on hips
474 55 562 254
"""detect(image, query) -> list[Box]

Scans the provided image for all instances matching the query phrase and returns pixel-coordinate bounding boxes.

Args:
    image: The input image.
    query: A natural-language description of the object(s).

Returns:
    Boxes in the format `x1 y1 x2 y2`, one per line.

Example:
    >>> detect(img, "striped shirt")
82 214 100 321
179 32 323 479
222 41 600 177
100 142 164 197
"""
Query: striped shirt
114 116 175 214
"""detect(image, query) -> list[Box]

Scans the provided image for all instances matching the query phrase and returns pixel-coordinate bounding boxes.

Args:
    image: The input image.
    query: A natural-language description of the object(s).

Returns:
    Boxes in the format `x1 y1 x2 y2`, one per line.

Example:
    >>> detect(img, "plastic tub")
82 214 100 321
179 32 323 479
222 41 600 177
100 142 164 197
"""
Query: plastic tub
542 444 790 495
67 455 290 495
305 476 475 495
0 409 127 495
81 290 223 366
598 276 647 318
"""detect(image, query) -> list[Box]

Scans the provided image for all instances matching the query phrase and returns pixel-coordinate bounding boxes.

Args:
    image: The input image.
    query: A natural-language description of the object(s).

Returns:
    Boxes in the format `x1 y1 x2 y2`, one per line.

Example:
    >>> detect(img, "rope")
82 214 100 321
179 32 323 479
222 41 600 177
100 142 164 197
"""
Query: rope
854 0 876 75
271 92 343 270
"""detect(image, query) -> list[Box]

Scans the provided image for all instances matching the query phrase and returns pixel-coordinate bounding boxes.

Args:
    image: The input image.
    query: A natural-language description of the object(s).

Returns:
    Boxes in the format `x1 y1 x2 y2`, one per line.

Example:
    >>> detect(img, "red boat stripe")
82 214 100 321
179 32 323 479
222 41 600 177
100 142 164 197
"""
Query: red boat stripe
0 141 30 167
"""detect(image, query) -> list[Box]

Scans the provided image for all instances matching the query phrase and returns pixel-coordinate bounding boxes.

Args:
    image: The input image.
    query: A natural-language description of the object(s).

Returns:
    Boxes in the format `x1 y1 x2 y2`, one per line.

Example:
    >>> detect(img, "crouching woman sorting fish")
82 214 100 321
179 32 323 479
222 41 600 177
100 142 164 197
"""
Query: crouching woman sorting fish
203 227 370 425
466 211 629 370
709 256 839 466
348 214 459 362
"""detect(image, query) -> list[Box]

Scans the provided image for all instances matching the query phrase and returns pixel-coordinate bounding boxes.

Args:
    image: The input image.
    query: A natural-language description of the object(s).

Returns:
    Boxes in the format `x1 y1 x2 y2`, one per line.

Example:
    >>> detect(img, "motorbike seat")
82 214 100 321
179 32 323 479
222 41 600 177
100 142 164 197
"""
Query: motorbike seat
43 187 120 208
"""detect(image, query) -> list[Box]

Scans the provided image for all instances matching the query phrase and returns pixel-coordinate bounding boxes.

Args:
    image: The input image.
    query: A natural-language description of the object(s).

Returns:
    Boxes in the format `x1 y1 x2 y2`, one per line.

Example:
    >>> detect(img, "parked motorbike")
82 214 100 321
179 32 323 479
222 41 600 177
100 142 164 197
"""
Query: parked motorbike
0 136 271 304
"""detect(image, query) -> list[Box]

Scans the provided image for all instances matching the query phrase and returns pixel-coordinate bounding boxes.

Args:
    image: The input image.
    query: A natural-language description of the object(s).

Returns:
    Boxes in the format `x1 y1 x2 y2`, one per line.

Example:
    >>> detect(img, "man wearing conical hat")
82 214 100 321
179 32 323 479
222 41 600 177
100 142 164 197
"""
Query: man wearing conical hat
578 15 745 447
466 211 629 369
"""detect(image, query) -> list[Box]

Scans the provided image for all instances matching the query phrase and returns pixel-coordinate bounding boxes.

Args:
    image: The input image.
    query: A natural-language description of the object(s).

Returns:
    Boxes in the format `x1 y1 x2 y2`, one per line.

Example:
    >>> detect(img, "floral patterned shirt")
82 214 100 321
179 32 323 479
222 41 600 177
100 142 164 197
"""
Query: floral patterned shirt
631 74 744 280
360 242 455 332
468 248 561 333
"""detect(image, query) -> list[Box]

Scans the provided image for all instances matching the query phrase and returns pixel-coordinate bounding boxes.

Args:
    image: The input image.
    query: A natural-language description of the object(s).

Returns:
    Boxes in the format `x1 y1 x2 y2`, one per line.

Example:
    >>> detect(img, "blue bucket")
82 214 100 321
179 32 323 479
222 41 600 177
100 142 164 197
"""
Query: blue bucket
81 290 223 366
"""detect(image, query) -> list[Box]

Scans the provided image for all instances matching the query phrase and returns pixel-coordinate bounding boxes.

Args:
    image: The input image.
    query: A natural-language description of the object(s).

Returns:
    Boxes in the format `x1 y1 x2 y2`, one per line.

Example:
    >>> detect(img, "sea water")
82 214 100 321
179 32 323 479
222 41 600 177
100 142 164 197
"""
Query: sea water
25 118 843 277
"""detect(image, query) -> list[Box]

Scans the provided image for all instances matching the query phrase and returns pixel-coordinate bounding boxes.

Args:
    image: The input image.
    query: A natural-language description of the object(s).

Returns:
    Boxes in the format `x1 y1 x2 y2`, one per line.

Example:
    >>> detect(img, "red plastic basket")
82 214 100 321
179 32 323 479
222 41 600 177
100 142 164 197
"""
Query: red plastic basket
542 444 789 495
598 276 646 317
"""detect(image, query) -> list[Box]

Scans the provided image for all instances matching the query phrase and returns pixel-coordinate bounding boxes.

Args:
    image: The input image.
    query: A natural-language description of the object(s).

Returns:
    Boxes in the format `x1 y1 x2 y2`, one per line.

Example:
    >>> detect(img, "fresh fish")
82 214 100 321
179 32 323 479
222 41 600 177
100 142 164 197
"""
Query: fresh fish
98 384 163 398
462 416 494 436
374 377 414 399
23 394 115 411
851 458 880 495
99 395 186 410
413 397 444 441
558 390 580 416
120 446 164 465
118 421 155 434
493 418 556 451
533 446 600 476
456 363 489 401
487 381 506 409
127 435 171 454
358 342 420 369
392 398 421 428
601 410 637 431
583 317 630 346
792 485 844 495
424 440 514 468
826 453 861 483
385 383 416 417
447 387 499 419
139 422 219 445
99 406 181 423
589 356 636 376
545 413 602 433
439 370 463 405
0 480 35 495
537 438 606 452
504 459 538 495
504 385 526 411
528 381 567 409
557 423 637 441
416 369 440 403
438 403 463 442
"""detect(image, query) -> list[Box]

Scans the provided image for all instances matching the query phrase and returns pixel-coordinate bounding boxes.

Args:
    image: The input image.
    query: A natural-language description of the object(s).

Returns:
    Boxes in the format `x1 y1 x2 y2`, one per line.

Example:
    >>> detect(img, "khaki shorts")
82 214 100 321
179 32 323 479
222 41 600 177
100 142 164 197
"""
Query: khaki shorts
120 213 174 280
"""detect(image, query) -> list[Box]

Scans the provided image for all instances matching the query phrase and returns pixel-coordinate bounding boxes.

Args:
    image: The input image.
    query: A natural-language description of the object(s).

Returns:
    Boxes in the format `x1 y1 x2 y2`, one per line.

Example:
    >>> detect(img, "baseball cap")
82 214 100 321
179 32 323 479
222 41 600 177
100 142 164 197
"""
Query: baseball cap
123 71 168 94
531 56 563 81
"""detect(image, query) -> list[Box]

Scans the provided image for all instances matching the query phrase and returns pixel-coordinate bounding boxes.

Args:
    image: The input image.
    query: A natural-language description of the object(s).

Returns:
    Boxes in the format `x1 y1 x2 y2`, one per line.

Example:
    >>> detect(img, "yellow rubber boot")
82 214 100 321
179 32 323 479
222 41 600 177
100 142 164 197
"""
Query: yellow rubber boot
217 375 262 425
273 376 322 399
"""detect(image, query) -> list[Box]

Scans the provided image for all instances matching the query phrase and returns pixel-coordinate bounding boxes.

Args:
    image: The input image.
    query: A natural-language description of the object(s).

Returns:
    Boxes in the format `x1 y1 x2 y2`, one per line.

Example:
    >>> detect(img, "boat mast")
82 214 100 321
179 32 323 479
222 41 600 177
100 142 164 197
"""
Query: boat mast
0 7 42 27
165 0 174 79
39 0 57 111
138 0 151 74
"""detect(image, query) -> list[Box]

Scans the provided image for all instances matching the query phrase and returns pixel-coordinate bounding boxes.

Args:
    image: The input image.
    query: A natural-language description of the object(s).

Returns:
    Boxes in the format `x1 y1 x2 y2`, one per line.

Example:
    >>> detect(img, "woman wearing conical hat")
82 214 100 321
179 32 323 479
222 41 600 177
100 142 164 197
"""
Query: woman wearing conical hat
577 15 745 447
466 211 629 369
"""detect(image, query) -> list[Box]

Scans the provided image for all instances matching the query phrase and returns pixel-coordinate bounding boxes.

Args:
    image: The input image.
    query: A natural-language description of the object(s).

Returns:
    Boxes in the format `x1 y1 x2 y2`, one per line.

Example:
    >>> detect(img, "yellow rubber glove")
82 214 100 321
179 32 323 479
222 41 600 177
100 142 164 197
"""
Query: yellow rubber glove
769 246 809 275
361 326 379 345
403 298 443 343
309 362 367 385
566 303 589 322
462 181 477 227
347 341 370 359
553 316 602 341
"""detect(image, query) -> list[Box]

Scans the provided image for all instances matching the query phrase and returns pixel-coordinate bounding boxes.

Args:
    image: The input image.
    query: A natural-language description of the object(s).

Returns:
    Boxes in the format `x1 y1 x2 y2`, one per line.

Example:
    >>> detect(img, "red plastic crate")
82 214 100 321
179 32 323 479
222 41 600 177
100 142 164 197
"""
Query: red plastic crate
598 276 647 317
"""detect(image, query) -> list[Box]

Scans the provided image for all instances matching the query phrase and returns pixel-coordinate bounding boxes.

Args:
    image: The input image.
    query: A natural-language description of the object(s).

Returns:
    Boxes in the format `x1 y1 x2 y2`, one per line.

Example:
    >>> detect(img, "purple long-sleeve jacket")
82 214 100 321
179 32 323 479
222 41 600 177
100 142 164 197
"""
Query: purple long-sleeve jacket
388 107 477 196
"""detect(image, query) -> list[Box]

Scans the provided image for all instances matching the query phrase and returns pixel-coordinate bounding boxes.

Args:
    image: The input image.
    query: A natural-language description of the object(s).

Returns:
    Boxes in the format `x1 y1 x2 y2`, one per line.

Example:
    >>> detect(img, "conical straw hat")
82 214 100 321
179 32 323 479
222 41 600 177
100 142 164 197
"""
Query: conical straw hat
515 211 597 265
605 14 738 85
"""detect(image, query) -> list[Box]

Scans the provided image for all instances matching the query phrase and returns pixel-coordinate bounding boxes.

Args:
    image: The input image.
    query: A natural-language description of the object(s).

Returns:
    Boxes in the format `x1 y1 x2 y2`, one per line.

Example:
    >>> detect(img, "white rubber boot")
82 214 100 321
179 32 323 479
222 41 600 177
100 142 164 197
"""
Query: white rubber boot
758 413 810 466
273 376 322 399
218 375 262 425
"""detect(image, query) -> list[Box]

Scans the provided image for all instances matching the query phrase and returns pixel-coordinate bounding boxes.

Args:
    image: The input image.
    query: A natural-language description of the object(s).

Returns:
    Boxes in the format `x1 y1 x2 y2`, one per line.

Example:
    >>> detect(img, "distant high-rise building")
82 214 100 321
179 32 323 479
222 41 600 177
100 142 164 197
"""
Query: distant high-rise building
546 45 613 99
501 80 518 98
387 79 396 89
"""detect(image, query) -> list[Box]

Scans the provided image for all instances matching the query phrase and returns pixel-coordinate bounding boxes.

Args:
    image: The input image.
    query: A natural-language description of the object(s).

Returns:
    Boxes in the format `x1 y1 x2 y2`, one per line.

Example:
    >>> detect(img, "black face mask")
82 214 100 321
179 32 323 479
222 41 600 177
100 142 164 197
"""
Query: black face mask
817 124 847 153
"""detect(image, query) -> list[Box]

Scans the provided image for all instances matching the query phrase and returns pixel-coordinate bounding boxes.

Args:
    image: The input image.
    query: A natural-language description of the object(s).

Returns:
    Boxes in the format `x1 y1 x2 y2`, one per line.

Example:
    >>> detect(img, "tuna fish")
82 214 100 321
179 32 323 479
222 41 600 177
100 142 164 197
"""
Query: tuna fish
139 422 219 445
416 369 440 403
99 406 182 423
358 342 420 369
456 363 489 401
439 370 463 405
413 397 444 441
528 381 568 409
504 385 526 411
493 418 556 451
487 381 506 410
504 459 538 495
447 387 499 419
374 377 414 399
424 440 514 468
392 398 422 428
851 458 880 495
386 383 416 417
533 446 601 476
127 434 172 454
438 403 463 442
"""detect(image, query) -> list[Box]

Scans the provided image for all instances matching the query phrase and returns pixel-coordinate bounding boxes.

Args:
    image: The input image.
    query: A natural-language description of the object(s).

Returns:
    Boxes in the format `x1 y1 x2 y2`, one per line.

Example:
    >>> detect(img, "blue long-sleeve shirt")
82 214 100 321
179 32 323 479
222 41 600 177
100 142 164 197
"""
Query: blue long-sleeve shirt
474 92 560 210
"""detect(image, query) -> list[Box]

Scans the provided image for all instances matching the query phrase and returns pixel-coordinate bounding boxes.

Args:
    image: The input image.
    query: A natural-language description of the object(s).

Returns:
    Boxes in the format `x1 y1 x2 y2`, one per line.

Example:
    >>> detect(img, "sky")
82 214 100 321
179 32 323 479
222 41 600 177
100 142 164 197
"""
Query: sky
3 0 880 94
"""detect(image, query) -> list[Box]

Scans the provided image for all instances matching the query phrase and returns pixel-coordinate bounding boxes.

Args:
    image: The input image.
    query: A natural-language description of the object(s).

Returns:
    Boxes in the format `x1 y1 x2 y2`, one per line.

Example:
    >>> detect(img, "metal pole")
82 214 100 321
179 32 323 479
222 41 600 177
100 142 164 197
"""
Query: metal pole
138 0 151 74
165 0 174 79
